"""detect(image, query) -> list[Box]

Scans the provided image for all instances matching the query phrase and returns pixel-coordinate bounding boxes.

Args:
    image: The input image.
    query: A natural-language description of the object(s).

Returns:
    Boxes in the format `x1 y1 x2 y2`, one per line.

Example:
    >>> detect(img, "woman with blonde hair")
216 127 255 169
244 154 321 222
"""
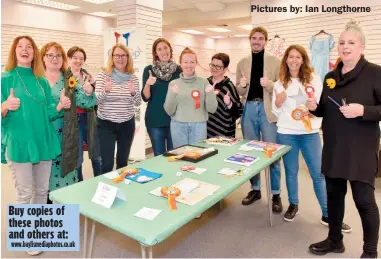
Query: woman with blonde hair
308 20 381 258
40 42 96 203
272 44 351 231
95 43 141 173
1 35 71 255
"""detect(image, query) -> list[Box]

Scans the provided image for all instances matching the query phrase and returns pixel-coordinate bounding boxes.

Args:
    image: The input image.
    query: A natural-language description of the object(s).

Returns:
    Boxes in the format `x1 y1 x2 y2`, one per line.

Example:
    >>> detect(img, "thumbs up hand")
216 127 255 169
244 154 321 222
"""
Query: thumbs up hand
260 69 269 88
240 71 247 87
82 77 94 96
128 79 136 96
59 88 71 109
223 90 231 106
6 88 20 111
146 70 157 86
105 77 112 93
205 82 216 93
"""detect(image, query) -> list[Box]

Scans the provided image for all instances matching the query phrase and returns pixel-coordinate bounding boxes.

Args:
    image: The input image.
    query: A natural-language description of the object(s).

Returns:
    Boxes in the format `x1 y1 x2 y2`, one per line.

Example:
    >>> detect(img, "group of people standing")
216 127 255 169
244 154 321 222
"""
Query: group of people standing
1 18 380 258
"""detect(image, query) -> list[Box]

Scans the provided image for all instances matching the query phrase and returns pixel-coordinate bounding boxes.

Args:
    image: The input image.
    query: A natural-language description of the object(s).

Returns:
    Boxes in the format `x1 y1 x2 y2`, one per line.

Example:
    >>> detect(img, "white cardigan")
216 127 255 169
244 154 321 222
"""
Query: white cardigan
272 73 323 134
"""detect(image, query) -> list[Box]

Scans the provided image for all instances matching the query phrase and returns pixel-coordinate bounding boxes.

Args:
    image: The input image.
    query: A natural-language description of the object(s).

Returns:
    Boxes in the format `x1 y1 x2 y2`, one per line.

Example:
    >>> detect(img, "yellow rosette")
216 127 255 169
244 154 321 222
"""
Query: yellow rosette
326 78 336 89
291 106 312 133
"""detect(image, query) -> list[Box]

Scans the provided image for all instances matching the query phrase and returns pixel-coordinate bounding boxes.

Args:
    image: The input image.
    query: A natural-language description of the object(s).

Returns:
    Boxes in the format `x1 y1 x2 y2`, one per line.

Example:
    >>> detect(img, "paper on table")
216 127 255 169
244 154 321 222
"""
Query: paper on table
176 180 200 194
103 171 120 180
188 167 207 175
134 207 162 220
217 168 237 176
116 188 127 201
91 182 117 208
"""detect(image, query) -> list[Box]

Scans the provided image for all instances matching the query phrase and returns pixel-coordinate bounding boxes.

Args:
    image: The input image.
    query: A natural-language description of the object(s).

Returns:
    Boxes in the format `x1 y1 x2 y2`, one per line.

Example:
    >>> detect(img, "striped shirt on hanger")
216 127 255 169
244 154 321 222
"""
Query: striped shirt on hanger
95 71 141 123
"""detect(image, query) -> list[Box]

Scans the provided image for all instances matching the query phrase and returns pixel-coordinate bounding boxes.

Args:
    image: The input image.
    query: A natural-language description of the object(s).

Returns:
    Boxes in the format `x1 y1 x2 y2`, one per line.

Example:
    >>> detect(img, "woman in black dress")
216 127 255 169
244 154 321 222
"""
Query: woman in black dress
307 19 381 258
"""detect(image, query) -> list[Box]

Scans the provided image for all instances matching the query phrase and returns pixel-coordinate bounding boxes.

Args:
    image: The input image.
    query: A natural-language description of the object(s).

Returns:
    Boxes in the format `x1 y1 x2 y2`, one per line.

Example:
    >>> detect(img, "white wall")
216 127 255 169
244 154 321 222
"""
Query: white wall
1 0 116 75
1 0 115 35
218 5 381 83
163 31 216 78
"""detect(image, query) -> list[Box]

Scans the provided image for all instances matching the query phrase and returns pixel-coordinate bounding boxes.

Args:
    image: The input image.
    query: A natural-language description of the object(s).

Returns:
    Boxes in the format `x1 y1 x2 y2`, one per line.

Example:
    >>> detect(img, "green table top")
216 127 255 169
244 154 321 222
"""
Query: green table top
50 140 291 246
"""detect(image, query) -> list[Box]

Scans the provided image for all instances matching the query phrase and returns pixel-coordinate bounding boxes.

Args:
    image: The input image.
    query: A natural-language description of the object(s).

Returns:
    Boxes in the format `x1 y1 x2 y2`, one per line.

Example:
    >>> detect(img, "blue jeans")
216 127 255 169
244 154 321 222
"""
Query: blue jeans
147 127 173 156
170 120 207 148
277 132 327 217
77 113 102 181
241 101 281 194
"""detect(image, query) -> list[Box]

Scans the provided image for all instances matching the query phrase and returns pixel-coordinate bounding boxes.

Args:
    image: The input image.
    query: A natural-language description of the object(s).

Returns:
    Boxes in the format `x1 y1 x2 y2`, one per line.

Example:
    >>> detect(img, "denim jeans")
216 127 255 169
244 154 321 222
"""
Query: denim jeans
277 132 327 217
147 127 173 156
241 101 281 194
97 117 135 174
77 113 102 181
170 120 207 148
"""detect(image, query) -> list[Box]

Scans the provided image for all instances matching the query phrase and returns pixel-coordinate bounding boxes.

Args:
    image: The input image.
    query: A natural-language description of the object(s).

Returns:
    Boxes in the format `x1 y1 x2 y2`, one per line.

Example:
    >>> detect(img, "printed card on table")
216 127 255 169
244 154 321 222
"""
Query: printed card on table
241 140 285 152
224 153 260 167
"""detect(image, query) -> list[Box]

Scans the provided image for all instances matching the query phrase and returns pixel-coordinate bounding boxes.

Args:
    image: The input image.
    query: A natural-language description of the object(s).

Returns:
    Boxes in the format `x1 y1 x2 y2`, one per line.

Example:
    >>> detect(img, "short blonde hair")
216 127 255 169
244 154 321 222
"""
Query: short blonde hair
103 44 134 74
342 19 366 45
5 35 45 77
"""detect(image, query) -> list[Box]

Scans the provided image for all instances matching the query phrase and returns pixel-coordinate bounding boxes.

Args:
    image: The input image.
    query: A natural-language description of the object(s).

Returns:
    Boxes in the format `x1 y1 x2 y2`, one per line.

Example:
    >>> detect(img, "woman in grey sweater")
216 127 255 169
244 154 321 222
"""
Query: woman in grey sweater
164 47 218 148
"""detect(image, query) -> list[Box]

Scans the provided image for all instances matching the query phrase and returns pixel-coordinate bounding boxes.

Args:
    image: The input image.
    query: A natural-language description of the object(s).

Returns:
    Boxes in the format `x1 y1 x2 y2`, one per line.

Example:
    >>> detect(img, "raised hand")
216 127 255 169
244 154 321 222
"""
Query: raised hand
6 88 20 111
169 83 179 93
274 89 287 107
205 82 216 93
240 71 247 87
306 97 317 111
146 70 157 85
260 69 269 88
59 88 71 109
105 77 112 93
82 78 93 96
128 79 135 95
223 90 231 106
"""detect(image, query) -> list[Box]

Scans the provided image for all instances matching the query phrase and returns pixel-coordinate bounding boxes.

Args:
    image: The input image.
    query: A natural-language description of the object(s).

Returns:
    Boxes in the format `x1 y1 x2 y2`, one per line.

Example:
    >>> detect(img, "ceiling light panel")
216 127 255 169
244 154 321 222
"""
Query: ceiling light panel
238 25 253 30
83 0 114 4
88 11 115 17
19 0 79 10
207 28 230 32
194 2 225 12
179 30 205 35
211 36 225 39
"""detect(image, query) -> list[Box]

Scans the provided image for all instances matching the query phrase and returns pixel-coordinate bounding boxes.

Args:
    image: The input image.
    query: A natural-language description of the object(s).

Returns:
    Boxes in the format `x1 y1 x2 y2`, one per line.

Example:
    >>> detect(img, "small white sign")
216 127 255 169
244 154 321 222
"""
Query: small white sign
189 168 207 175
134 207 162 221
91 182 118 208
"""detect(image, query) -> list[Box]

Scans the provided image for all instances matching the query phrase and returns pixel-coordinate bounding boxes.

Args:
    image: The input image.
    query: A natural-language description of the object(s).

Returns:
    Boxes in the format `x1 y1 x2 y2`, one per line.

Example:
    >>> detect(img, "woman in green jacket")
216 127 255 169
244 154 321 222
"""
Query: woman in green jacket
41 42 96 203
1 36 71 206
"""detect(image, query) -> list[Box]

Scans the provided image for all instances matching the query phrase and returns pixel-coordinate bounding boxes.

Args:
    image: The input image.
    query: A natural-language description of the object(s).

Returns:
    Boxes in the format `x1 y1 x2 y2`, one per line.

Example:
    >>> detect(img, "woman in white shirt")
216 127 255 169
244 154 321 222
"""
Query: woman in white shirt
272 45 351 232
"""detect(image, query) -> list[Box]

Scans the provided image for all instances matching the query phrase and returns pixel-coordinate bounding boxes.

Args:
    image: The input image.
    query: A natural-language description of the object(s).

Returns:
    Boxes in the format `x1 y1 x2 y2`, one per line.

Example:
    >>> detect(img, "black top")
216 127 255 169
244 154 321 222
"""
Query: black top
206 76 243 138
311 57 381 186
141 65 182 128
247 50 264 100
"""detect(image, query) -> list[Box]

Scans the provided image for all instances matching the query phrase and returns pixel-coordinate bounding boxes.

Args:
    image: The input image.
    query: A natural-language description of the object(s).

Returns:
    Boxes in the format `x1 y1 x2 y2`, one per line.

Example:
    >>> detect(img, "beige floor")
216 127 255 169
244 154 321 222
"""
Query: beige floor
2 131 381 258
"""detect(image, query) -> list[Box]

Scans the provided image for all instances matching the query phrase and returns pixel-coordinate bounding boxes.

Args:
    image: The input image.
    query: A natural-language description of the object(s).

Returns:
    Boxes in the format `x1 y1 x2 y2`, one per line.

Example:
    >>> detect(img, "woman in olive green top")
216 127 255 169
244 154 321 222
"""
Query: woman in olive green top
1 36 71 205
142 38 181 156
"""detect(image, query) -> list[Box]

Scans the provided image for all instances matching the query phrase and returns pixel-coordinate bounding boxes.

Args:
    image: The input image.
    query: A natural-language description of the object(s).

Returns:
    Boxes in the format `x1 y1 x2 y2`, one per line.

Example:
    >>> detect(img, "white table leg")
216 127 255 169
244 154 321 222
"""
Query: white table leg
83 216 88 258
88 220 96 258
148 246 153 259
265 167 273 227
141 245 146 259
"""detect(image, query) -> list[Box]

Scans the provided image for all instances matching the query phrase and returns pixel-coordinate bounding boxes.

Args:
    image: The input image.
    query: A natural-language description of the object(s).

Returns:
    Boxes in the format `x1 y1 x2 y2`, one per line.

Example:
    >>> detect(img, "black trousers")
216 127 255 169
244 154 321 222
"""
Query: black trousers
97 117 135 174
326 176 379 255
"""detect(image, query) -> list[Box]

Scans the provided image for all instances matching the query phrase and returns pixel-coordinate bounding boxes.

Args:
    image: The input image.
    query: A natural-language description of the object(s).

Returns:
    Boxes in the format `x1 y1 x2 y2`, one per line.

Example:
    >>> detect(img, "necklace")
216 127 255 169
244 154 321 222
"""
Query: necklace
15 68 46 105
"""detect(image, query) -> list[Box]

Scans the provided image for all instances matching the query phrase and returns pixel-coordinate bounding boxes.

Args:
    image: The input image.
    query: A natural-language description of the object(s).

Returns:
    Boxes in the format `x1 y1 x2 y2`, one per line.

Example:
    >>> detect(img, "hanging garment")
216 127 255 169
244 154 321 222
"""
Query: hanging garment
267 37 285 58
309 35 335 80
